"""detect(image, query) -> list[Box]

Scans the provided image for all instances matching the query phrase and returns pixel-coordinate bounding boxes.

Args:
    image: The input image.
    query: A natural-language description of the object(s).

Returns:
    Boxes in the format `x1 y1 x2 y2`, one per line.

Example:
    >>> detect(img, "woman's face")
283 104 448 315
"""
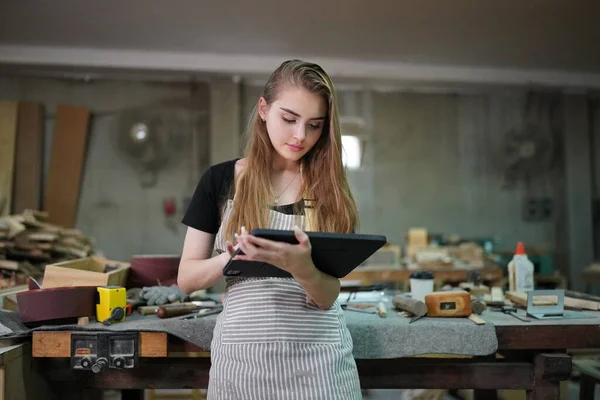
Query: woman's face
259 86 327 163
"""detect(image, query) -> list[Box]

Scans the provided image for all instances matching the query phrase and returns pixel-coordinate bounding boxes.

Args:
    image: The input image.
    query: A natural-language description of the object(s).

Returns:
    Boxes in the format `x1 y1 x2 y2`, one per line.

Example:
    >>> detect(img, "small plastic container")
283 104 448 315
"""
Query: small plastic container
410 271 434 302
508 242 535 292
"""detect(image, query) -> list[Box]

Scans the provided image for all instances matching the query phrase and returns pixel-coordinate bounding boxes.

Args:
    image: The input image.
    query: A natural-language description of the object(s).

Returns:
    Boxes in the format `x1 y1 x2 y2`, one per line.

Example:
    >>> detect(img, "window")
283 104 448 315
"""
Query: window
342 135 361 169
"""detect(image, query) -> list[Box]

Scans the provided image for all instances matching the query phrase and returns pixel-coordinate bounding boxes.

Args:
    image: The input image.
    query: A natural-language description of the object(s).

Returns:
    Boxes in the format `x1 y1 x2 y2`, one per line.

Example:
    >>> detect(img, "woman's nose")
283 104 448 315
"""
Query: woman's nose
293 125 306 141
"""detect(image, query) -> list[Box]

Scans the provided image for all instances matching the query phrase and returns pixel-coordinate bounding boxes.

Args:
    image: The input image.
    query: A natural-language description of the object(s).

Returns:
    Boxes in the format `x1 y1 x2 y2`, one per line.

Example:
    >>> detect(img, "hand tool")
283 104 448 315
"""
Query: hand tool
376 301 387 318
526 289 564 319
392 294 428 323
468 314 485 325
138 300 217 316
341 304 377 314
409 314 426 324
156 301 219 318
494 305 530 322
470 296 487 315
425 290 472 317
97 286 127 325
182 305 223 319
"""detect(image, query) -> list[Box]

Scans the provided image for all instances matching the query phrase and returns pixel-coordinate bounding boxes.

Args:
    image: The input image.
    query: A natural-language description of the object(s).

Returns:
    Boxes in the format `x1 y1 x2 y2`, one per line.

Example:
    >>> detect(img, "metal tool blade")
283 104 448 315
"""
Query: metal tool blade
182 306 223 319
409 314 425 324
507 311 530 322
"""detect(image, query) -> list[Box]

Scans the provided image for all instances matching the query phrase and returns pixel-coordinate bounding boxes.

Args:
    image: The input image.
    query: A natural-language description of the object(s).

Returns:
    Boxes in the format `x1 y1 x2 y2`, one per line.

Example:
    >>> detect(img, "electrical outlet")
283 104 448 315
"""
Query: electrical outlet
523 197 553 222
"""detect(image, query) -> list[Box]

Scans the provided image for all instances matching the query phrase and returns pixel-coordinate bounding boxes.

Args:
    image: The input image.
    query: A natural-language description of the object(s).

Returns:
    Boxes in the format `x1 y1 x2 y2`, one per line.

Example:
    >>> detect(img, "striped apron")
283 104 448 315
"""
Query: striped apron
207 199 362 400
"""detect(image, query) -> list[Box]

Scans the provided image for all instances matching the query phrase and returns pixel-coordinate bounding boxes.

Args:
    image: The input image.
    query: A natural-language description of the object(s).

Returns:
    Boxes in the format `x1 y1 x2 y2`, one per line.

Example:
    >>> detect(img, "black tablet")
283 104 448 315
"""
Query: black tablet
222 229 387 279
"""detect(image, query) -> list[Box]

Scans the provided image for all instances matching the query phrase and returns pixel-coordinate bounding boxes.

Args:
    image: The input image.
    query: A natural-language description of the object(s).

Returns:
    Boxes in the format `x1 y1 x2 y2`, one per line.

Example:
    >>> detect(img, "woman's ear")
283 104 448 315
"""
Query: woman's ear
258 97 268 121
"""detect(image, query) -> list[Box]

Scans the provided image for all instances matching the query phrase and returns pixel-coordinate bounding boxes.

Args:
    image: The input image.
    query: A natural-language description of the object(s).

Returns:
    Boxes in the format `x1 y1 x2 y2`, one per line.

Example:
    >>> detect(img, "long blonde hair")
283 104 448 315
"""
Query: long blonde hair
223 59 359 242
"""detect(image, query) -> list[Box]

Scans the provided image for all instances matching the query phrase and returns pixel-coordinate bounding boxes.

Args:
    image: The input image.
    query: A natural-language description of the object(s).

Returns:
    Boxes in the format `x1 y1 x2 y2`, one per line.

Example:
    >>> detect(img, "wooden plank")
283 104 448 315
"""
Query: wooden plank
496 325 600 349
35 357 534 391
43 105 90 228
0 366 4 400
32 331 71 357
12 102 45 214
0 101 18 217
139 332 167 357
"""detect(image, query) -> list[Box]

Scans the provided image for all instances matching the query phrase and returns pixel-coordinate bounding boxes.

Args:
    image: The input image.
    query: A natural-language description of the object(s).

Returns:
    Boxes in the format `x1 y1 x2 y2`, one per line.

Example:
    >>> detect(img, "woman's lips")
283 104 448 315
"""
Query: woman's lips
287 144 304 152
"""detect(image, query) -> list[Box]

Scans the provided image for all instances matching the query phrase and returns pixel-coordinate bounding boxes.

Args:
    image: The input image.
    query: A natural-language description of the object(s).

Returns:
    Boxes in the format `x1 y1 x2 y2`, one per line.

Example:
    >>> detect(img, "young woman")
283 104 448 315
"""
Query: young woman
178 59 361 399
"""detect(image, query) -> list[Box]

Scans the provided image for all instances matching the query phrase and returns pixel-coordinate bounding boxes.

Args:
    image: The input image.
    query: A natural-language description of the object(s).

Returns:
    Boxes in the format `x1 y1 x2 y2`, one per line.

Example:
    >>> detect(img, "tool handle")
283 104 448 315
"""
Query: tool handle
137 306 158 315
377 301 387 318
157 304 196 318
470 297 487 315
392 295 427 317
468 314 485 325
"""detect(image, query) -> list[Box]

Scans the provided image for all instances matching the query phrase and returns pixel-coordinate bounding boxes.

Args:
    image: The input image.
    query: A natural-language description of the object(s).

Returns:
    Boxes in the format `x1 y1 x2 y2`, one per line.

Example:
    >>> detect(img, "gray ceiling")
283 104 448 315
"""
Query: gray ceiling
1 0 599 72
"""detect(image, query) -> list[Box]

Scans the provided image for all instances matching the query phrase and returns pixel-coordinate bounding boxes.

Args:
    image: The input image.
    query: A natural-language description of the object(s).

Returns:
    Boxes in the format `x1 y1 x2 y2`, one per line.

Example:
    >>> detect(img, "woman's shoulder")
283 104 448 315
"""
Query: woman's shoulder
198 158 245 200
205 158 240 179
205 157 246 176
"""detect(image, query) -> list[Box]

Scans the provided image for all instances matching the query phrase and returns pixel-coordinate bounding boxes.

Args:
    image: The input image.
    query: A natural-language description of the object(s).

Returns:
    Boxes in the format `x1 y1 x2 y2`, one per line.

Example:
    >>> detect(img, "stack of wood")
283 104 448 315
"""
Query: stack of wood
449 242 486 268
0 209 96 288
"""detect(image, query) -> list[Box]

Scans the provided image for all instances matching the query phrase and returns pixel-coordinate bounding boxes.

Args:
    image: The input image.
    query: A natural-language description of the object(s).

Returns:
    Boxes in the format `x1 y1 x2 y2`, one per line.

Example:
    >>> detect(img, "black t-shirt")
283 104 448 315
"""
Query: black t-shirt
182 159 301 234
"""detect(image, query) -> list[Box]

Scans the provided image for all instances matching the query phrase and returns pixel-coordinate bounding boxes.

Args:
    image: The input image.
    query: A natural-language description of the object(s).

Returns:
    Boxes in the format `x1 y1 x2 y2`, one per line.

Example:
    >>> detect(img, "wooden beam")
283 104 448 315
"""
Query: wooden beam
35 357 537 391
13 101 45 213
43 105 90 227
0 101 18 216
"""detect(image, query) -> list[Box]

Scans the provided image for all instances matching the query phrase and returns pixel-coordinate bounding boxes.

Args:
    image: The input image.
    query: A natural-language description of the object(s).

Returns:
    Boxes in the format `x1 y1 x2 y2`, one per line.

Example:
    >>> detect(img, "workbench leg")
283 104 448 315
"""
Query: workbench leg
121 389 145 400
526 353 572 400
579 375 597 400
473 389 498 399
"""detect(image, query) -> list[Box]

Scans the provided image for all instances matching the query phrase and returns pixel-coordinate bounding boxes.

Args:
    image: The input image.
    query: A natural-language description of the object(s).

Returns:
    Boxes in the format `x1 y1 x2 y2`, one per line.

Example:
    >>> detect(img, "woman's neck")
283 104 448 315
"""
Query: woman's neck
271 154 300 173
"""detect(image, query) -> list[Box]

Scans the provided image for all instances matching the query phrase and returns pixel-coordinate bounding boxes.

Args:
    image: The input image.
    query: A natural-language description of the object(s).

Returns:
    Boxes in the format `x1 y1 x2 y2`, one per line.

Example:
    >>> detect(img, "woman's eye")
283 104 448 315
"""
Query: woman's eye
309 124 321 130
282 117 295 123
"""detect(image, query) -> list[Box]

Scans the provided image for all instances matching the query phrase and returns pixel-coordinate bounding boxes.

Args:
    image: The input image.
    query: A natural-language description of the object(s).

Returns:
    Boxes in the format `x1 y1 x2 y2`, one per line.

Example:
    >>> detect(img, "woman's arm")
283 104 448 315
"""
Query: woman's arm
177 227 231 294
234 226 340 309
293 262 340 309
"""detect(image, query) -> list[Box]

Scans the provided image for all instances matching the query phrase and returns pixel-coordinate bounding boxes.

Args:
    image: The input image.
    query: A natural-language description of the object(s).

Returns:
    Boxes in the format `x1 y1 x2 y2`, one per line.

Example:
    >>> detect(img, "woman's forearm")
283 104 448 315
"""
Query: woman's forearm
177 252 230 294
294 262 340 309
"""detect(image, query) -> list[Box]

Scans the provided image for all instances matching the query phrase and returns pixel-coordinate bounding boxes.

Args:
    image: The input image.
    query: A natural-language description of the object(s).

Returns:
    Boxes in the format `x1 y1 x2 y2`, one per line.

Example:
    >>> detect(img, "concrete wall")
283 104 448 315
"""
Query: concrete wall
0 76 211 261
0 75 595 286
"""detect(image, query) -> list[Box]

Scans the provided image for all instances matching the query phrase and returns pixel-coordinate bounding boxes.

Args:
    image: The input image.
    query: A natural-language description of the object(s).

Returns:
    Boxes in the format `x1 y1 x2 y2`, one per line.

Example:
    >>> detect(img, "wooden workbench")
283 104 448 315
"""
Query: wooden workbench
28 310 600 400
342 265 504 286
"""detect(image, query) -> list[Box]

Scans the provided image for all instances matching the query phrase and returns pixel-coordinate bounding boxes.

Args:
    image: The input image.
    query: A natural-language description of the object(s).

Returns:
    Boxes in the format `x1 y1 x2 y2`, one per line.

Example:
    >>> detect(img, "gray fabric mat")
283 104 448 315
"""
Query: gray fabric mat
0 300 499 359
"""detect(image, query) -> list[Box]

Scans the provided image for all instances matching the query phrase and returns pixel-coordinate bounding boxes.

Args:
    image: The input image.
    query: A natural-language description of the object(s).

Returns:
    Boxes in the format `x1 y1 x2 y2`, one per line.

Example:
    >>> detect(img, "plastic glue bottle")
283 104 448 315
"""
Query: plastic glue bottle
508 242 534 292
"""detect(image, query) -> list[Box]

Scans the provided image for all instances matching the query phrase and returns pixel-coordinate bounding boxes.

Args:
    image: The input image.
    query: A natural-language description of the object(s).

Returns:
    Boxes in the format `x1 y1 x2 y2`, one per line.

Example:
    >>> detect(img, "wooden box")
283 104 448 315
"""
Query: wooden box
41 256 130 289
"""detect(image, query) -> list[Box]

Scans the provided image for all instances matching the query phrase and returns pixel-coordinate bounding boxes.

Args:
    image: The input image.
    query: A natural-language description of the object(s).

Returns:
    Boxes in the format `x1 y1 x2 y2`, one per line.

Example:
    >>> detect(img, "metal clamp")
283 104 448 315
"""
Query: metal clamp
526 289 564 319
71 332 138 373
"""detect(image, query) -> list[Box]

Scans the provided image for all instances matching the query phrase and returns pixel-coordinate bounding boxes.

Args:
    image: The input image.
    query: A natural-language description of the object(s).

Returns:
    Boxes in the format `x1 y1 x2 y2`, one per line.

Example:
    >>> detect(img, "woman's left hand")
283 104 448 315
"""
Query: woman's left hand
234 225 316 279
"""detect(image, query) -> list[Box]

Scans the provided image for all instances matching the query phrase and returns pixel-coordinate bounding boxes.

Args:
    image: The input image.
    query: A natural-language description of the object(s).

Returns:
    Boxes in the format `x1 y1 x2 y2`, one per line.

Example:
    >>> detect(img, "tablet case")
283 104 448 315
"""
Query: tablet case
223 229 387 279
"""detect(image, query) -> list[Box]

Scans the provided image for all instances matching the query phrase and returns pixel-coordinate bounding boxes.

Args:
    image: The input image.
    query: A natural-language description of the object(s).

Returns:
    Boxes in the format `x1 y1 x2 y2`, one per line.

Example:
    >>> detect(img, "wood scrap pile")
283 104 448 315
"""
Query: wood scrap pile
0 209 96 288
405 228 489 270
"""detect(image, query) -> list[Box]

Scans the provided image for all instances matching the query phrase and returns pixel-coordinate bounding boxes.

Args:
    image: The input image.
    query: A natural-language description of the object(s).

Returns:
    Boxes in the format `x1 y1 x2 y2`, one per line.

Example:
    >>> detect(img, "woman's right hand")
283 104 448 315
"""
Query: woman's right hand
225 240 240 257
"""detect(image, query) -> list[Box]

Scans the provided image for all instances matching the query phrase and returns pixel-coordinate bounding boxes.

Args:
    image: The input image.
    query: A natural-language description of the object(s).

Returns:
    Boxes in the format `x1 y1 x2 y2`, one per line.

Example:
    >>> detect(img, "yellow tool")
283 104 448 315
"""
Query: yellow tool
96 286 127 325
